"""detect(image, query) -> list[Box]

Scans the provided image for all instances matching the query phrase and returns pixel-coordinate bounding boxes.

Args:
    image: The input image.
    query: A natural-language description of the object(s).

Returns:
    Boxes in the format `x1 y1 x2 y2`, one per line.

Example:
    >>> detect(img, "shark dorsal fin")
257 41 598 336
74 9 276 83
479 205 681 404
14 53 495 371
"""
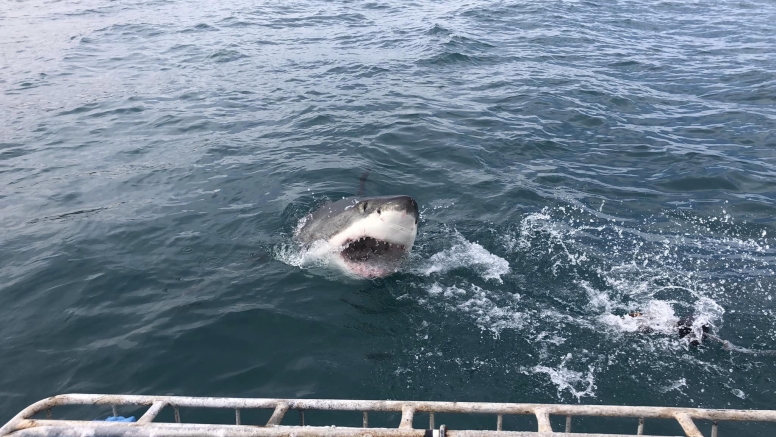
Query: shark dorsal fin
357 169 371 196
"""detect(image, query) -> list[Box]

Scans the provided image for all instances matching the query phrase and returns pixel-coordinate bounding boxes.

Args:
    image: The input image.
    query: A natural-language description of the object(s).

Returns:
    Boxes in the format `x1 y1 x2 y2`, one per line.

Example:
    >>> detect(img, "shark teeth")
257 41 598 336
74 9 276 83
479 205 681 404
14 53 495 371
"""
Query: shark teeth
341 236 407 262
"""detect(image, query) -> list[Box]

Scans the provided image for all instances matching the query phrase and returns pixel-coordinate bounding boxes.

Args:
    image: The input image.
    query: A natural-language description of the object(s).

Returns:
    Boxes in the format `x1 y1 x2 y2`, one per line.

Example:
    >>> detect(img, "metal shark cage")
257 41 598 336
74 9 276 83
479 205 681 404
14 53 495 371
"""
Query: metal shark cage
2 394 776 437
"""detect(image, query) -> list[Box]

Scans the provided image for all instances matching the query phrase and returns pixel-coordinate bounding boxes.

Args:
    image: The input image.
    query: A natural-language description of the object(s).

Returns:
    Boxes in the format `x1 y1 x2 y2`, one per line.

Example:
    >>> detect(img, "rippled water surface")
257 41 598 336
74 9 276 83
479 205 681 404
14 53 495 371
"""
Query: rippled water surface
3 0 776 434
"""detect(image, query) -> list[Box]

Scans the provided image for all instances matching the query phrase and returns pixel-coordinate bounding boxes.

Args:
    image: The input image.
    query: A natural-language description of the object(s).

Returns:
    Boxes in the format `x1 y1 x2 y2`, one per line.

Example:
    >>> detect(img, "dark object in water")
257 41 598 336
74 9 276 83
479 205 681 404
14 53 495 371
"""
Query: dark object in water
627 311 654 334
626 312 709 345
627 310 776 354
676 315 710 346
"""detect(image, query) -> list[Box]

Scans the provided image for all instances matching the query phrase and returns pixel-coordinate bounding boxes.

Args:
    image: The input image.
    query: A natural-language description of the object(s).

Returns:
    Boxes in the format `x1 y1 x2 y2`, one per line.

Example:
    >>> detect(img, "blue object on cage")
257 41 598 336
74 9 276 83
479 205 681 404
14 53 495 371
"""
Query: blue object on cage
98 416 136 422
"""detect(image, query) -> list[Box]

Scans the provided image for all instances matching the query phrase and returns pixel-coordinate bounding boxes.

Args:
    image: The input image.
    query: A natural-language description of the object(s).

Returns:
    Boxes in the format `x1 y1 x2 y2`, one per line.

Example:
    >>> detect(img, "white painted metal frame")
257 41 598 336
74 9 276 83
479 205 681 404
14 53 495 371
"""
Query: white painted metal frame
2 394 776 437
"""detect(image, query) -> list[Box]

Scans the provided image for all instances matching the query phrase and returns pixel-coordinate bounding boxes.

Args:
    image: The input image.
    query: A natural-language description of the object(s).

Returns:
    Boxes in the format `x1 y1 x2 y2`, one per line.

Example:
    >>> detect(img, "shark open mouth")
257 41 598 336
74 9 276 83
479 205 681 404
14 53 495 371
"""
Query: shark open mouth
341 237 407 263
293 194 418 278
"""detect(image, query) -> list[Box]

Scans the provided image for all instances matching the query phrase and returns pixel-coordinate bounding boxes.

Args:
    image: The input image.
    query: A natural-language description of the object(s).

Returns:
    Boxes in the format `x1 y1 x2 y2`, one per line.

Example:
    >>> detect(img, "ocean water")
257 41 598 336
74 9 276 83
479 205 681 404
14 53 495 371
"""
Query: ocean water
2 0 776 434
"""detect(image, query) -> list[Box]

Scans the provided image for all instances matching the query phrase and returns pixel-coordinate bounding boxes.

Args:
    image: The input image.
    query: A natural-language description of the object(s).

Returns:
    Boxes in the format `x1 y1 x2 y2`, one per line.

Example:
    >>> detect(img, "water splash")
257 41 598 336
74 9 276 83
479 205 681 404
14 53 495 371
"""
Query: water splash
415 232 510 283
425 282 525 337
525 353 597 401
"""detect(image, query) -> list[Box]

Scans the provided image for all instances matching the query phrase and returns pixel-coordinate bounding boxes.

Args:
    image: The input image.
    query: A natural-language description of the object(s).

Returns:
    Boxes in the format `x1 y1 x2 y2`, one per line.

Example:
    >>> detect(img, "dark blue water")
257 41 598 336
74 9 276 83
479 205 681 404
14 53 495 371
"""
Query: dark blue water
3 0 776 434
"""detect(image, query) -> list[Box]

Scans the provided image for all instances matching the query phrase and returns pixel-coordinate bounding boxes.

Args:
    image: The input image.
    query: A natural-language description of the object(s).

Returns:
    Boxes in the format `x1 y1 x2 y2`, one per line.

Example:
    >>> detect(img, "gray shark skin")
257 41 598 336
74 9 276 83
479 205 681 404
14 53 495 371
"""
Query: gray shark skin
296 195 418 242
294 195 419 277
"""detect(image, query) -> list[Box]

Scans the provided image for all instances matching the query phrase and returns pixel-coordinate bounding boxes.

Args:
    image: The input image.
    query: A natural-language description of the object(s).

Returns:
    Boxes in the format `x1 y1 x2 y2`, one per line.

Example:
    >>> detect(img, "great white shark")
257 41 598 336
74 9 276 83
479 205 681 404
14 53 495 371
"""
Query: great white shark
294 195 419 278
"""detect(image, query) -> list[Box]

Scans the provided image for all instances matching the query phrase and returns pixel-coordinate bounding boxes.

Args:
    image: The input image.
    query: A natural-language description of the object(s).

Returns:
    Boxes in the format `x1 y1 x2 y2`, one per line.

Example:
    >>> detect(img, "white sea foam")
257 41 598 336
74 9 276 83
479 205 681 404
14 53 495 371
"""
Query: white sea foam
506 206 735 342
425 282 524 337
274 239 339 271
599 300 680 336
525 354 597 401
390 201 773 407
417 232 510 282
660 378 688 394
283 199 769 404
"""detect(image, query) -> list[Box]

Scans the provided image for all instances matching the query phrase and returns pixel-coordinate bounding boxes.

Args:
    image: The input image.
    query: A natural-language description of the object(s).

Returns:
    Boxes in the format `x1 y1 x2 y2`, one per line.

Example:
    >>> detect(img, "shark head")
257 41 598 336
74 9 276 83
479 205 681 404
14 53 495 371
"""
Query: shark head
295 195 419 277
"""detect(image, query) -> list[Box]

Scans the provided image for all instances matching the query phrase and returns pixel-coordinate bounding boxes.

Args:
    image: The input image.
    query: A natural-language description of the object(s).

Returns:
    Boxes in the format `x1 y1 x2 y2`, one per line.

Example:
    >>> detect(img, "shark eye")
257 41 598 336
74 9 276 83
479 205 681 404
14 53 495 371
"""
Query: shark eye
377 208 381 214
359 202 367 213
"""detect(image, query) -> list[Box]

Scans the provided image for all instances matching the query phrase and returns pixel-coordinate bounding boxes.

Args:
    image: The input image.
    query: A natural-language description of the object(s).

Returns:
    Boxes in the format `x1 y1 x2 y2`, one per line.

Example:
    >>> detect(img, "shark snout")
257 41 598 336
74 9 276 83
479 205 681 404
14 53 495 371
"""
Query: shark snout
387 195 419 223
402 196 419 219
